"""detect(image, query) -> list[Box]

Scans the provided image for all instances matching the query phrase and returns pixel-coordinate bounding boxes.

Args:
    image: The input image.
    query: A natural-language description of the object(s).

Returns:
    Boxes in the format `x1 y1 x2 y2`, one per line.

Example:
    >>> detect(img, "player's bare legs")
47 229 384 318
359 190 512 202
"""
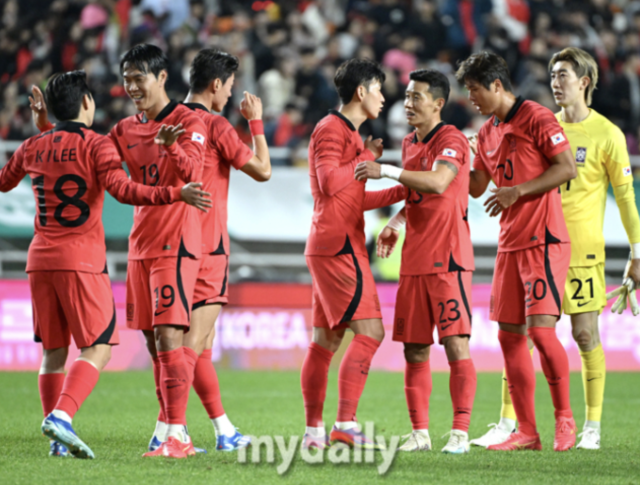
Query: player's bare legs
41 343 112 459
571 311 604 449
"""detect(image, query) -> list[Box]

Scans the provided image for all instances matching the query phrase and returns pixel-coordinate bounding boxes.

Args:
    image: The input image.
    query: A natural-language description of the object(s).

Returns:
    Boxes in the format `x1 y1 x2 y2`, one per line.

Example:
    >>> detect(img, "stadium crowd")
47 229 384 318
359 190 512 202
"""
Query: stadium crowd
4 0 640 163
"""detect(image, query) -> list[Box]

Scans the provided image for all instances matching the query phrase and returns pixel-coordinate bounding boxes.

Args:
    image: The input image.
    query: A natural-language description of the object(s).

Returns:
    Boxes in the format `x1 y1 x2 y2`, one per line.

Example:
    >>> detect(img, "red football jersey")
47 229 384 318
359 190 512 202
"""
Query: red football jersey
400 123 474 275
305 110 379 257
109 101 207 260
184 103 253 256
0 121 182 273
474 97 571 251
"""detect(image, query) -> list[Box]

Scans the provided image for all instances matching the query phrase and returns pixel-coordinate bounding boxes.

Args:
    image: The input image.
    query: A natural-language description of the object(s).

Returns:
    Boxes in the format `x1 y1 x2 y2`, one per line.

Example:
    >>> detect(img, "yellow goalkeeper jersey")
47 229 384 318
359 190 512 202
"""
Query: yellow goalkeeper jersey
557 109 633 267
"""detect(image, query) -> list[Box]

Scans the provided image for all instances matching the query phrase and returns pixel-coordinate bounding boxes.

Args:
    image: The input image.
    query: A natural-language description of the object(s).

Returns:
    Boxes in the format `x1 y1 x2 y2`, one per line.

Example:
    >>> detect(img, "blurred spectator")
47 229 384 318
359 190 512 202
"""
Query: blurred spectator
3 0 640 163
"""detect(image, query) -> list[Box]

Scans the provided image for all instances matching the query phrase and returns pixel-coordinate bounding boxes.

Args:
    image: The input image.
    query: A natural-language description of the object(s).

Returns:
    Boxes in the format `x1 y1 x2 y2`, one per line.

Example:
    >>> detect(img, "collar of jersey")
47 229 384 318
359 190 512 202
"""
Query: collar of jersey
141 100 179 123
183 102 209 113
53 121 87 139
493 96 525 126
328 109 356 131
413 121 446 144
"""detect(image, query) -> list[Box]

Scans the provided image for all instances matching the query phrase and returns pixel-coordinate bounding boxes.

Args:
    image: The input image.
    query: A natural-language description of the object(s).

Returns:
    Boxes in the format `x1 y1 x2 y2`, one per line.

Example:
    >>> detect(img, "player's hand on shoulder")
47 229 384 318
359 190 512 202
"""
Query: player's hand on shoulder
29 85 49 131
377 226 399 258
467 133 478 155
240 91 263 120
180 182 212 212
484 186 521 217
155 123 186 146
355 161 381 181
364 135 384 160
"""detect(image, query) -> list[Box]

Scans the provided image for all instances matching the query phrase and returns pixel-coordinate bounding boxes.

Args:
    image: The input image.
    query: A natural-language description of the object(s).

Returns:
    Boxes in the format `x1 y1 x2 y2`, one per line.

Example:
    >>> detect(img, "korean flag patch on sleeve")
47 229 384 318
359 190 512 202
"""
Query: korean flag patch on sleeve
192 132 205 145
443 148 457 157
551 132 565 145
624 166 632 177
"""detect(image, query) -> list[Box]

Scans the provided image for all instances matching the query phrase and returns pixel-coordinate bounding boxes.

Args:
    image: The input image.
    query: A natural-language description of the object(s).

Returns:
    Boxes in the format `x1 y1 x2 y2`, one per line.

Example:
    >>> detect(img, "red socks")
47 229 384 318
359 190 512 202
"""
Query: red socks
449 358 476 432
301 342 334 427
157 348 190 425
152 357 166 422
498 330 537 435
528 327 572 419
404 361 432 430
337 334 381 422
38 373 65 416
55 360 99 418
192 349 226 419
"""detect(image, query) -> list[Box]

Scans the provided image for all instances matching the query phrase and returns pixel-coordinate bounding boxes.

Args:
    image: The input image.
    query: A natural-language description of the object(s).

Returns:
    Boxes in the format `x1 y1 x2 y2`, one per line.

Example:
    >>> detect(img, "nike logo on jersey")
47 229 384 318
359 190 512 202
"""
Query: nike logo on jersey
577 301 591 307
154 309 168 316
127 143 139 149
441 323 454 331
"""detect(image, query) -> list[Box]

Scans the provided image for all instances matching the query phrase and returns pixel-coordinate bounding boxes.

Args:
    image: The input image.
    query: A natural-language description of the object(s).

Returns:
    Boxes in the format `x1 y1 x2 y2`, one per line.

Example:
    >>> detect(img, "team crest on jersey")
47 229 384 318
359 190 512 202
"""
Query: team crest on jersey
551 132 565 145
624 166 632 177
442 148 457 157
420 157 429 170
192 132 205 145
575 147 587 164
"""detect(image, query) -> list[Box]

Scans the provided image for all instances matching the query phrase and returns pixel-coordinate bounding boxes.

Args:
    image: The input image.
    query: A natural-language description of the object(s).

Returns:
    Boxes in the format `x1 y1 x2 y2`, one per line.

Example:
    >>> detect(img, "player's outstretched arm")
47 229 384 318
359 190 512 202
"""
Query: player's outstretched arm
363 184 407 211
29 85 54 132
355 160 457 194
95 137 212 210
469 169 491 198
239 92 271 182
377 207 406 258
0 143 27 193
485 149 576 217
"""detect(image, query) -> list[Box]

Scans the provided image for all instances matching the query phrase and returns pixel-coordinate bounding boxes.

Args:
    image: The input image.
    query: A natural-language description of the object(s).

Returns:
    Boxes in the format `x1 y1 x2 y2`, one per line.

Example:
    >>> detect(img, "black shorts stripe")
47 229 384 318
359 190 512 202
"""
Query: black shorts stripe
210 236 226 255
336 236 363 324
91 303 116 346
457 271 472 323
177 238 196 321
219 256 229 297
544 230 562 313
34 333 42 343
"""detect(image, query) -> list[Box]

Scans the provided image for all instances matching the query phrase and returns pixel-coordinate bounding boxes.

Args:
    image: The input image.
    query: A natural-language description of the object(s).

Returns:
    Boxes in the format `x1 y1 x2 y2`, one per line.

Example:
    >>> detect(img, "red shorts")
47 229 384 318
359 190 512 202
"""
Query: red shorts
307 253 381 330
393 271 473 345
491 243 570 324
29 271 118 350
192 254 229 310
126 255 200 331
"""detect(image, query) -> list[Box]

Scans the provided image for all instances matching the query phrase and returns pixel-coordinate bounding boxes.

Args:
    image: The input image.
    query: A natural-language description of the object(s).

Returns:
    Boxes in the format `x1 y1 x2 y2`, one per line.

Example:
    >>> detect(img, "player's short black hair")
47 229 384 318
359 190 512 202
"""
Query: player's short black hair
455 51 513 92
334 58 386 105
119 44 168 78
409 69 450 105
45 71 92 121
189 48 239 94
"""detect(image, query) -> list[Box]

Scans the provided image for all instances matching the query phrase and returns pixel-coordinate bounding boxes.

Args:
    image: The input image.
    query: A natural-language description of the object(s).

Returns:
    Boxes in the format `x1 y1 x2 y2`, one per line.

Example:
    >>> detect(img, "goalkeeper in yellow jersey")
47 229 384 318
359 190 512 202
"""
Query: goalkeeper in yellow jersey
471 47 640 450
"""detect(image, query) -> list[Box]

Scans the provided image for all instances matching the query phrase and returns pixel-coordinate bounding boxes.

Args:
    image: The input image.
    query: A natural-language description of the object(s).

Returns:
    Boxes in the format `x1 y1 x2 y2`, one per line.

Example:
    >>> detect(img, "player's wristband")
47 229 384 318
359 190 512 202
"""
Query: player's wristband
249 119 264 137
380 164 403 181
632 243 640 259
387 211 406 231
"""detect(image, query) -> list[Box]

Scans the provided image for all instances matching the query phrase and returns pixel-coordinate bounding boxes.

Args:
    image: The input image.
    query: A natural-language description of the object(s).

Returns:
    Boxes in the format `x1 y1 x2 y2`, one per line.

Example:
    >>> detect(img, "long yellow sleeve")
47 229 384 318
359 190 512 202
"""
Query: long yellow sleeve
613 183 640 245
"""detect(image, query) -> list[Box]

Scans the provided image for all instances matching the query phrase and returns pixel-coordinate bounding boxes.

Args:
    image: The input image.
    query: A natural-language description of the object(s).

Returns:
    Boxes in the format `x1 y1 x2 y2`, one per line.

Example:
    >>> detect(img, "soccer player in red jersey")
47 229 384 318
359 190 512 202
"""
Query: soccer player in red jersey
355 69 476 454
456 52 578 451
301 58 406 450
111 44 208 458
7 71 209 459
148 48 269 451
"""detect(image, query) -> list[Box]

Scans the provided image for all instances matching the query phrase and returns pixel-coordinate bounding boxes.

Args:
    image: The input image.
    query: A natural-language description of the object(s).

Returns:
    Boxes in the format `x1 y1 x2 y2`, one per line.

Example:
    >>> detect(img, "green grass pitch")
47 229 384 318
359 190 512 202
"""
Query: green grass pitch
1 370 639 484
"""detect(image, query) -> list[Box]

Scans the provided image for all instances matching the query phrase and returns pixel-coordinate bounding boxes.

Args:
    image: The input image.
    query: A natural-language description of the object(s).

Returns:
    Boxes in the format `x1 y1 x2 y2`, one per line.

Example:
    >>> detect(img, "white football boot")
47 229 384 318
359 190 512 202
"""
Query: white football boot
576 426 600 450
441 429 470 454
469 421 515 448
398 430 432 451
